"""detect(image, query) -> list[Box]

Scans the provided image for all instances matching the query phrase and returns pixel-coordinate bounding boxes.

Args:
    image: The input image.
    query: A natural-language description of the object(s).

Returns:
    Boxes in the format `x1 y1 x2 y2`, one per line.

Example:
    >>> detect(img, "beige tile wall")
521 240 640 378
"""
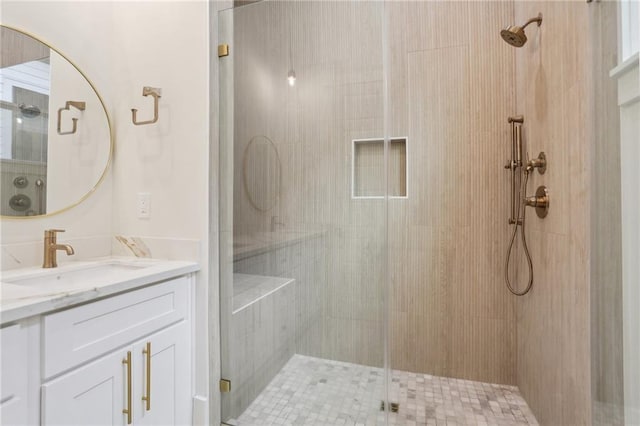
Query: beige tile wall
513 2 596 424
387 1 517 385
353 141 387 197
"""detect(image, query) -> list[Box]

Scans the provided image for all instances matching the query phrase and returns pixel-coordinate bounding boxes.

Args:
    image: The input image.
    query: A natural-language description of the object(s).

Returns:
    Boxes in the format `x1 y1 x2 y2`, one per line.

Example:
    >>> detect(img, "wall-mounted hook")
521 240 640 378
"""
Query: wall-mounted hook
57 101 86 135
131 86 162 125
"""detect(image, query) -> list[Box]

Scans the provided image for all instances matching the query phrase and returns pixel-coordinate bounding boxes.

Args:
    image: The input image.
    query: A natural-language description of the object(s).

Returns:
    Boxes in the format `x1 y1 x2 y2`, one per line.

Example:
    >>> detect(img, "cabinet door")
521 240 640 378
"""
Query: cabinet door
42 348 131 426
133 322 190 426
0 324 29 426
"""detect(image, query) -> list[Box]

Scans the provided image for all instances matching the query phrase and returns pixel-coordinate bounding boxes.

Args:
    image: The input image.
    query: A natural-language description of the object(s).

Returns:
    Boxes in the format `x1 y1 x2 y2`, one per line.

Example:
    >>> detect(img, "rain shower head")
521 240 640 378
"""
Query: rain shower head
501 26 528 47
500 13 542 47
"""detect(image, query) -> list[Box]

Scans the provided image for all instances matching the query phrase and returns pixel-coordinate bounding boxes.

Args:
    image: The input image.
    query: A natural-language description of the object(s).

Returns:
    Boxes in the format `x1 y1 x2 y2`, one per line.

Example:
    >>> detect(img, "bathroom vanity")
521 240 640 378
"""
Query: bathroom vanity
0 258 199 425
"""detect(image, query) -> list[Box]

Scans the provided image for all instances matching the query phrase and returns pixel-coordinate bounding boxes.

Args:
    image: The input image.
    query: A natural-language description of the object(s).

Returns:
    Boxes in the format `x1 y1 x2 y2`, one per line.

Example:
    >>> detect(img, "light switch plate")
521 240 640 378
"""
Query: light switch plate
137 192 150 218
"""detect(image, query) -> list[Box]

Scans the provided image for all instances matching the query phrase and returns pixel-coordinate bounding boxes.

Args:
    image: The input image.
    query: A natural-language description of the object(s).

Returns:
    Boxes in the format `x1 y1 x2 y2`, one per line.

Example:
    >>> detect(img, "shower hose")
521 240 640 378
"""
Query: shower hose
505 169 533 296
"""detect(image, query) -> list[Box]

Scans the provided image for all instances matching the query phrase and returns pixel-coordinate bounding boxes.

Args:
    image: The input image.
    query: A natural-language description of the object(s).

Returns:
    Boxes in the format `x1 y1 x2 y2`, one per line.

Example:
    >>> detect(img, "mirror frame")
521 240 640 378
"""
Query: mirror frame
0 24 114 220
242 135 282 212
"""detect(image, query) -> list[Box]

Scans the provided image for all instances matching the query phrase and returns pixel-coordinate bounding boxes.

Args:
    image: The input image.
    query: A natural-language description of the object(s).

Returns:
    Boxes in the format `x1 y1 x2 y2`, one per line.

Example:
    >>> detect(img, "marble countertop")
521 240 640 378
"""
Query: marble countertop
0 256 199 324
233 230 325 261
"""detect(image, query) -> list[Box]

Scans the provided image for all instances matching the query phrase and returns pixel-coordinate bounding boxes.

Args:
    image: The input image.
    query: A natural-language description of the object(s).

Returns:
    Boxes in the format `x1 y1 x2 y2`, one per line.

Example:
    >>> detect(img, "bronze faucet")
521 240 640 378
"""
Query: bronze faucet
43 229 75 268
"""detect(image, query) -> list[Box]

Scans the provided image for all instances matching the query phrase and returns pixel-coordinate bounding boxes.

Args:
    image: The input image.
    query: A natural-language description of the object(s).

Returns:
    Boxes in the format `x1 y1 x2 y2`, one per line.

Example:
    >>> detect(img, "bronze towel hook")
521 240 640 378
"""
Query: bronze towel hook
57 101 86 135
131 86 162 125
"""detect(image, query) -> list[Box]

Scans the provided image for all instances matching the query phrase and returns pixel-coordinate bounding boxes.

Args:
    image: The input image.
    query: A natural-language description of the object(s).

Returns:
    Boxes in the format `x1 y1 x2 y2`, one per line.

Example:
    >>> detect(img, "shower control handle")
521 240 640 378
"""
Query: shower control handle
524 195 545 207
526 152 547 174
524 185 549 218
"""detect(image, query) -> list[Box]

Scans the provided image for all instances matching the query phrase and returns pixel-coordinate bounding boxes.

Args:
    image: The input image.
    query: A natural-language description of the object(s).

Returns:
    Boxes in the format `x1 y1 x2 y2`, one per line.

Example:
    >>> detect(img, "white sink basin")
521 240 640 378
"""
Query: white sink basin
2 260 155 289
4 262 147 288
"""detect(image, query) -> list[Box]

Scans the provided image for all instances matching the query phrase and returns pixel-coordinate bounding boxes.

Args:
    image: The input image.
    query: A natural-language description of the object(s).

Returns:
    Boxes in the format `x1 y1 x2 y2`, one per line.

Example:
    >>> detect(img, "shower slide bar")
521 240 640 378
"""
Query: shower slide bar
503 115 549 296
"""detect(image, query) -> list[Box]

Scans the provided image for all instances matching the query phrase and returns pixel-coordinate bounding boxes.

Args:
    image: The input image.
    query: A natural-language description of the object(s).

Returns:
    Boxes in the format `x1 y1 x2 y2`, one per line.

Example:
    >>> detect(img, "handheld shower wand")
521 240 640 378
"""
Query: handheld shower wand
504 116 548 296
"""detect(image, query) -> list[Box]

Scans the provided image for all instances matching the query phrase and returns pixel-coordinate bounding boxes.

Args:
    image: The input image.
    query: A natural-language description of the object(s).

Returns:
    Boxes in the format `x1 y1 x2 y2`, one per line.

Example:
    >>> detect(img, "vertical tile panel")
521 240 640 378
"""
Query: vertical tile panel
390 0 517 386
515 2 594 424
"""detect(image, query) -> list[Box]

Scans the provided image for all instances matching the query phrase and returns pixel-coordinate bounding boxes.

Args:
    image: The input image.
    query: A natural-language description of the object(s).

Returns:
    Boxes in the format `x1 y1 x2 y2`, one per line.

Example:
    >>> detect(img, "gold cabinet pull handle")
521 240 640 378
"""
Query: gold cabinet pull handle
122 351 132 424
142 342 151 411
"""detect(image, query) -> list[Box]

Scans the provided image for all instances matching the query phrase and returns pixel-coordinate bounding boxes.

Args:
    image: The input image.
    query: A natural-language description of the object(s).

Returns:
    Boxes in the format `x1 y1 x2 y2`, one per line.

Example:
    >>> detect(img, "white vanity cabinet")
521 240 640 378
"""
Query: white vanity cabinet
41 322 190 426
40 276 193 426
0 271 195 426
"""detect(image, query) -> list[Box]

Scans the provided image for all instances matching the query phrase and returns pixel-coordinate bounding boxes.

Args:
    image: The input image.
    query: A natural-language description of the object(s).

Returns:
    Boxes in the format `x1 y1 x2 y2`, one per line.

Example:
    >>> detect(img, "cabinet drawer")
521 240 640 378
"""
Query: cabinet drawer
43 276 190 379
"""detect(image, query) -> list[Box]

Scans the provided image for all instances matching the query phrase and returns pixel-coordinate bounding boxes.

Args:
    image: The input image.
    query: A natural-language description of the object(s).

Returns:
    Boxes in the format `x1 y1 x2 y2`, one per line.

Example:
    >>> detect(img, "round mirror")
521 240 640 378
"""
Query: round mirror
0 25 112 218
243 135 282 212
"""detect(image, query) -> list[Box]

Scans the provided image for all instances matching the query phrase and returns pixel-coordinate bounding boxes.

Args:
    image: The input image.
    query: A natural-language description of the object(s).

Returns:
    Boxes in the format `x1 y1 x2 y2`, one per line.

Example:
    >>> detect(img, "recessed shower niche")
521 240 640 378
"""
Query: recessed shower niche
351 137 407 199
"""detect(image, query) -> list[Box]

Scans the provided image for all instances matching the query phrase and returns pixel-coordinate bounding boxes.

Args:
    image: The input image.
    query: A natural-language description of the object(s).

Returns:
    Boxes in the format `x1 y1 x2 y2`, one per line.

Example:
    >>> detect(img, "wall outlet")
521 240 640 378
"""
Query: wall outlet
137 192 151 219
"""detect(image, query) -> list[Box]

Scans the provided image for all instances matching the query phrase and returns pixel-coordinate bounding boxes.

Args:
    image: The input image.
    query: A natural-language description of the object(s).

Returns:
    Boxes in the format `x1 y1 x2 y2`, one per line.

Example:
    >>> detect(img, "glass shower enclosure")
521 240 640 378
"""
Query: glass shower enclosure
218 2 391 424
217 1 640 424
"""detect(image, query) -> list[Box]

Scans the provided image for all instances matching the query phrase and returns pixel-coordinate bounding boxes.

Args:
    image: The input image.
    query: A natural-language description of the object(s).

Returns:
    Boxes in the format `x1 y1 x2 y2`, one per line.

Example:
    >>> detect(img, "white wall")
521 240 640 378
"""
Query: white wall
108 2 211 423
614 3 640 421
110 2 209 242
616 56 640 425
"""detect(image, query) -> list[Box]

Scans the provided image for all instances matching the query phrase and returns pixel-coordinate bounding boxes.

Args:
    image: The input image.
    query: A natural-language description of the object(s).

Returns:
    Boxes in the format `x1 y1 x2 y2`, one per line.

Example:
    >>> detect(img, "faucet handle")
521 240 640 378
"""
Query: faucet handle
44 229 66 239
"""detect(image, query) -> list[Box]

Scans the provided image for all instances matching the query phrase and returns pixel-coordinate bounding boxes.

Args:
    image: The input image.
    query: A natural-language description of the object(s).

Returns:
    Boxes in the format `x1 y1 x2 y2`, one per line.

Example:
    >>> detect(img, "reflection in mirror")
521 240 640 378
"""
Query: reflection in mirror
0 26 111 217
242 135 282 212
0 28 50 215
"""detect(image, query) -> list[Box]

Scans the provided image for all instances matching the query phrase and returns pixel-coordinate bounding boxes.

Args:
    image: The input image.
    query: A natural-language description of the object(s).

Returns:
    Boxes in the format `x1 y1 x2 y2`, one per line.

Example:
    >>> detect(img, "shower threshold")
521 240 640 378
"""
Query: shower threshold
231 354 538 426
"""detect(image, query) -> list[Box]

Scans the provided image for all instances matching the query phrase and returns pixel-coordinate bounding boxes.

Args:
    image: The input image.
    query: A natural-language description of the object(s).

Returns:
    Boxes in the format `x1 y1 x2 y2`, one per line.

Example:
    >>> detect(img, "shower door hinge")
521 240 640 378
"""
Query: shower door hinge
380 401 399 413
218 44 230 58
219 378 231 393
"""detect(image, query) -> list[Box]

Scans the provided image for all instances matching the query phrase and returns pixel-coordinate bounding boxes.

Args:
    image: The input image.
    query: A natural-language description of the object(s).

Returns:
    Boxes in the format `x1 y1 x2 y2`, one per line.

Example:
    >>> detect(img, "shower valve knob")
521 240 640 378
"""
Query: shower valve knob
524 186 549 218
525 196 545 207
526 152 547 174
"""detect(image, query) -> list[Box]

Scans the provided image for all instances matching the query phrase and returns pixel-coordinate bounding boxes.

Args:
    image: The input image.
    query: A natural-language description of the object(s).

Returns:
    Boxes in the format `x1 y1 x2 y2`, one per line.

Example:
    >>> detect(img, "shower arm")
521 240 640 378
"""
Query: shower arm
521 14 543 30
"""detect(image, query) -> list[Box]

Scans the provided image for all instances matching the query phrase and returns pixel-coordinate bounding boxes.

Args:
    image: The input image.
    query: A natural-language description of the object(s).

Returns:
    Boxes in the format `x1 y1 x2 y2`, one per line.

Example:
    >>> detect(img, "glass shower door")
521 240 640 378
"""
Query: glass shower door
218 2 390 424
